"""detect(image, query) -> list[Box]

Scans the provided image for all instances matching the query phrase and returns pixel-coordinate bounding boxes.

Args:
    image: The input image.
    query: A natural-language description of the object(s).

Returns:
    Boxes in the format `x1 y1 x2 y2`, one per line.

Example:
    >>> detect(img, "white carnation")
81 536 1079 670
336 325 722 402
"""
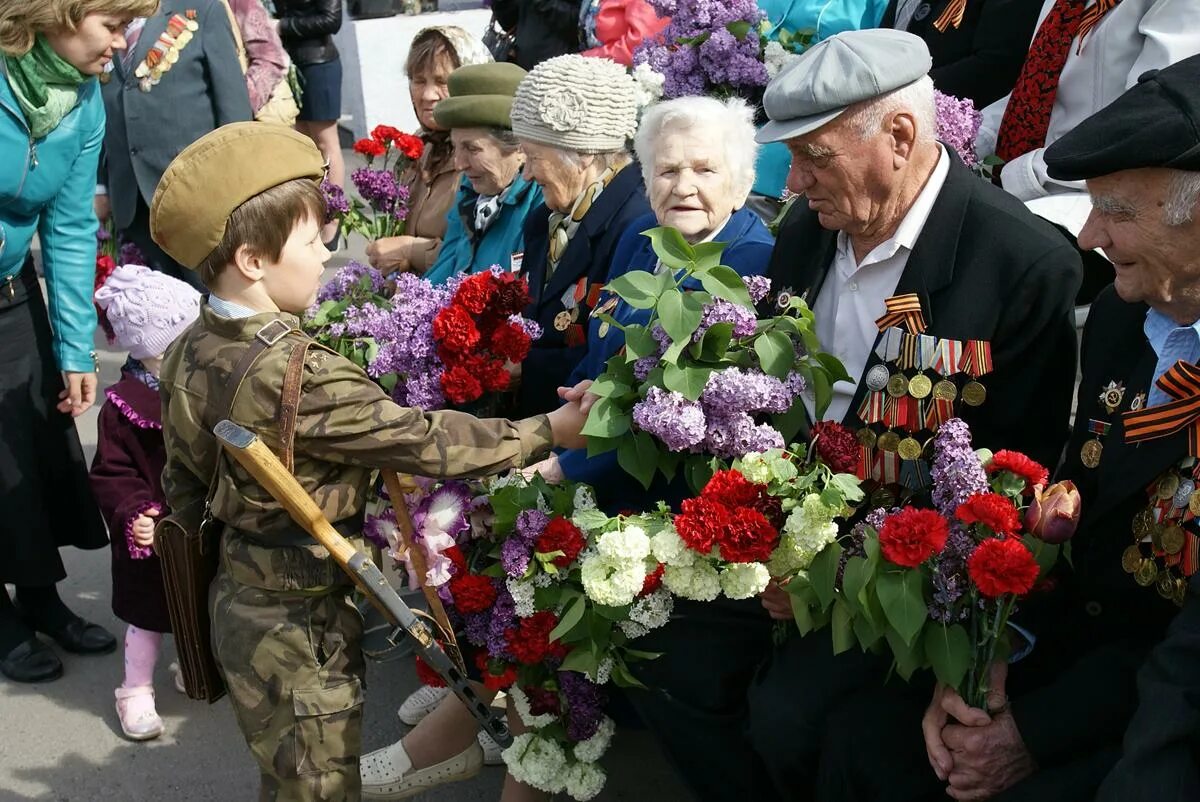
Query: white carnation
663 560 721 601
719 562 771 599
506 576 537 618
573 716 616 763
580 553 644 607
503 733 568 794
509 685 559 729
563 760 607 801
650 526 691 566
596 527 651 565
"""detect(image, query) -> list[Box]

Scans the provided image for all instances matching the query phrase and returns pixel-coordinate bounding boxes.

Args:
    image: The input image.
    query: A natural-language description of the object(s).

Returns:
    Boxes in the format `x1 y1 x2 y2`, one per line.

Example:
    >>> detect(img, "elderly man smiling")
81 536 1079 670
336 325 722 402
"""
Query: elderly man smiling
728 28 1083 802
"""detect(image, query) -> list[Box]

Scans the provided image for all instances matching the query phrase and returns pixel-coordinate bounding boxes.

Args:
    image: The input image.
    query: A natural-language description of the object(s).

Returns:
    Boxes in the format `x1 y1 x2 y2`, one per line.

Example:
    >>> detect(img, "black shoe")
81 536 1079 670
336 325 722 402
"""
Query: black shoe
0 638 63 683
31 616 117 655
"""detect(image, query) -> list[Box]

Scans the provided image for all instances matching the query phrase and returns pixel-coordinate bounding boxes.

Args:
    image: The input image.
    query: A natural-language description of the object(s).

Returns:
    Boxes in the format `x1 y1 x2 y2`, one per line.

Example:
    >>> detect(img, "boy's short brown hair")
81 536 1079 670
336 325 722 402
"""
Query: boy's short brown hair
196 179 326 287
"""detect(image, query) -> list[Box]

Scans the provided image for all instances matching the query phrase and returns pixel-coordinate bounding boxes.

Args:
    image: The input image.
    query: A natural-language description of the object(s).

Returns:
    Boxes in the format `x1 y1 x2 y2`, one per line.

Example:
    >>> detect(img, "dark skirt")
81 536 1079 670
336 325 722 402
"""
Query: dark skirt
111 525 171 633
296 56 343 122
0 261 109 585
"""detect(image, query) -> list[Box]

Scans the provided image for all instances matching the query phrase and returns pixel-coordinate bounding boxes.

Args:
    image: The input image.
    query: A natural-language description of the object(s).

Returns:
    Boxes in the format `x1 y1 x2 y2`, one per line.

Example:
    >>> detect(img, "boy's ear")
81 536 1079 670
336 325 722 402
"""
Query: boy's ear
231 243 265 281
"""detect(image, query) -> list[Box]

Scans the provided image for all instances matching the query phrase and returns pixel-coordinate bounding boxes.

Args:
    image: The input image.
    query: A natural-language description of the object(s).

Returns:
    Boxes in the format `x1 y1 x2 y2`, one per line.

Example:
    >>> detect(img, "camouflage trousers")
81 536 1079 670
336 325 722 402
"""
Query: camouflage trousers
211 532 366 801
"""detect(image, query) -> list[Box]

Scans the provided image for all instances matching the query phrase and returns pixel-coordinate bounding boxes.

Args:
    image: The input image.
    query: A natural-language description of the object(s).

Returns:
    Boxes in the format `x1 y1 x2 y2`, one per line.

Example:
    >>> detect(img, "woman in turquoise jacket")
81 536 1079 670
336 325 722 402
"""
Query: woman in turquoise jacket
422 62 543 285
0 0 155 684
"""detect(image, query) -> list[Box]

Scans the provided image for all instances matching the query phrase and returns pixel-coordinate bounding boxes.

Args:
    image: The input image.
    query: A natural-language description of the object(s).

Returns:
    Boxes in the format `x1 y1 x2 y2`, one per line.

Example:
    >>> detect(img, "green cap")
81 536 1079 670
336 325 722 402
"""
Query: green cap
434 62 527 131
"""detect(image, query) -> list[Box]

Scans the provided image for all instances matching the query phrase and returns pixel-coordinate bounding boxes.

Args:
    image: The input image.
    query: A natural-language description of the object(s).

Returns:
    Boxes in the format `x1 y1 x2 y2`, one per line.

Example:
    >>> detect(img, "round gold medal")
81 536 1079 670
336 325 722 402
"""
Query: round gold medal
553 311 572 331
961 380 987 407
897 437 923 461
856 427 877 448
1132 508 1155 538
1080 438 1102 469
1161 524 1186 556
1157 474 1181 501
932 379 957 402
908 374 932 399
886 373 909 399
877 431 901 452
1135 558 1159 587
1151 524 1166 552
1157 573 1176 599
1174 578 1188 606
1121 544 1142 574
1190 490 1200 517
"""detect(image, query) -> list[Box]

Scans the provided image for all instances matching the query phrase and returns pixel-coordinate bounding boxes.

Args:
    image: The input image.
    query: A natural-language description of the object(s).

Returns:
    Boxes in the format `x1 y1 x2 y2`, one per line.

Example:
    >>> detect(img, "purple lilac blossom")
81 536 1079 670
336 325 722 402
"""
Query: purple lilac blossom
485 583 517 660
351 167 411 219
934 91 982 168
693 297 758 342
635 0 767 98
930 418 988 518
701 410 785 459
632 386 708 450
464 611 491 648
515 509 551 541
502 537 533 578
700 367 794 414
317 261 387 302
633 355 659 381
743 275 771 303
321 178 351 222
558 671 608 742
118 240 146 267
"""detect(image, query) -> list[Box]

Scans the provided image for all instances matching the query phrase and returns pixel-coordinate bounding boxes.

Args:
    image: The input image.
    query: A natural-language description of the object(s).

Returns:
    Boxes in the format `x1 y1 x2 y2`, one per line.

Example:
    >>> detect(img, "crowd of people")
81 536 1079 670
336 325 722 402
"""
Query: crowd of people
3 0 1200 801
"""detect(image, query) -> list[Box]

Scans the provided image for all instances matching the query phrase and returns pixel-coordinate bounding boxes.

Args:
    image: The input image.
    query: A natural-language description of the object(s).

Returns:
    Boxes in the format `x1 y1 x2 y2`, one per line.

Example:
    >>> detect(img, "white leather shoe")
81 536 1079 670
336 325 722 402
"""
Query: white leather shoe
397 684 450 726
476 730 504 766
360 740 483 800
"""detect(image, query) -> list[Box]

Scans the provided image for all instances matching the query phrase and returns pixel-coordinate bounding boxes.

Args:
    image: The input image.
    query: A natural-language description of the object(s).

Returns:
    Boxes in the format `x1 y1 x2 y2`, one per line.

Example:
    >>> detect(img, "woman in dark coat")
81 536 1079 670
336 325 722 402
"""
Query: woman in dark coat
492 0 582 70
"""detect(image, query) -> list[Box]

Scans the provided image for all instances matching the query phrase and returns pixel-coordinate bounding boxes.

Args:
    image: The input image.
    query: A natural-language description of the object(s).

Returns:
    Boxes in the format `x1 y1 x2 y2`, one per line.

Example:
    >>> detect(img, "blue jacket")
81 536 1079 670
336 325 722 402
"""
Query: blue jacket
423 173 543 286
557 207 776 511
753 0 889 198
513 161 651 418
0 71 103 373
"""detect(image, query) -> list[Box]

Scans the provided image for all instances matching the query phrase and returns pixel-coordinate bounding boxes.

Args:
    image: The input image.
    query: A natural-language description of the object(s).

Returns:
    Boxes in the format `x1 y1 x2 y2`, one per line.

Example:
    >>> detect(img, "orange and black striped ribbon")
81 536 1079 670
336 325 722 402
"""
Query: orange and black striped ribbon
932 0 967 32
1077 0 1121 52
1124 360 1200 455
959 340 993 378
875 294 927 334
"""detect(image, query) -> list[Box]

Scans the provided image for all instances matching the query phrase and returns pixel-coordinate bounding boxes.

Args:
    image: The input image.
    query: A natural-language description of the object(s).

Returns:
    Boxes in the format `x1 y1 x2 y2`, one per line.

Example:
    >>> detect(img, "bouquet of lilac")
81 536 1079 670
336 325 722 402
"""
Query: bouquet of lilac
582 227 850 491
932 90 1001 179
323 125 423 243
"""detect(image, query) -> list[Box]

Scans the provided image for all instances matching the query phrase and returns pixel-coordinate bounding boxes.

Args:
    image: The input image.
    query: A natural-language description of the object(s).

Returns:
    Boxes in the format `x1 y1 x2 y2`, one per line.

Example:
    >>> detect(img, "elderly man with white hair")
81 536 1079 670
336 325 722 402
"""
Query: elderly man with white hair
642 28 1081 802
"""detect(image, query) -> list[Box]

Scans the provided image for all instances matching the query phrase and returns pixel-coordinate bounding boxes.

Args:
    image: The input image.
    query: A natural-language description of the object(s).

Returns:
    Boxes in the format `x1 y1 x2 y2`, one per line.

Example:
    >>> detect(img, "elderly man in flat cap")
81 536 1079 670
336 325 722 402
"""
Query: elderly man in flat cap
809 53 1200 802
617 29 1083 802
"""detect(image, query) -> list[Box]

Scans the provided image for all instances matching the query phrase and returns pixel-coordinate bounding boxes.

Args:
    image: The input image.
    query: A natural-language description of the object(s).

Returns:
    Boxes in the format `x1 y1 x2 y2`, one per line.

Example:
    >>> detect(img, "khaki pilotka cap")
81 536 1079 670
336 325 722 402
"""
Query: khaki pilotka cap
150 123 326 269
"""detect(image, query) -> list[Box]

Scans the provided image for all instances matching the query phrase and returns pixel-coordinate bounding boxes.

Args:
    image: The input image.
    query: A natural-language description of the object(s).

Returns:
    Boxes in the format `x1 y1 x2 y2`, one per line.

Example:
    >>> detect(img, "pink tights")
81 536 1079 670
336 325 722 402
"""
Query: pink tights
122 625 162 688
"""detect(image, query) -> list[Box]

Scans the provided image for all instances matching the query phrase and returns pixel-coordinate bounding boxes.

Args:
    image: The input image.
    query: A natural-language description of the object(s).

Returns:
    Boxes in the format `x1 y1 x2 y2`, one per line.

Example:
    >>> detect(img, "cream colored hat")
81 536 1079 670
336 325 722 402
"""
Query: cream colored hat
510 55 639 154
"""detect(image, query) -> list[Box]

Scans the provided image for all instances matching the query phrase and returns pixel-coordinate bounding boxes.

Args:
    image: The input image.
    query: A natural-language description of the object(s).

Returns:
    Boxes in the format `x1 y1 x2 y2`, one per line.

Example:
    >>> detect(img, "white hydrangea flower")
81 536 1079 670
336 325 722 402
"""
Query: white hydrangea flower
573 716 616 763
737 453 774 485
650 526 691 566
508 685 560 729
503 733 568 794
580 553 644 607
719 562 771 599
631 62 665 108
596 526 651 565
629 588 673 631
663 560 721 601
768 518 839 577
506 576 537 618
784 494 838 536
563 760 607 801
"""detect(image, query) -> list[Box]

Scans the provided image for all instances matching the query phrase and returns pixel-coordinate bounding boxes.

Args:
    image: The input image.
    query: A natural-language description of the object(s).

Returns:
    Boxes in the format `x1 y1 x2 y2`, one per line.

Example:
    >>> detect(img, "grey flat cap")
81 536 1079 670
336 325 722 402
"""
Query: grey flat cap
756 29 933 144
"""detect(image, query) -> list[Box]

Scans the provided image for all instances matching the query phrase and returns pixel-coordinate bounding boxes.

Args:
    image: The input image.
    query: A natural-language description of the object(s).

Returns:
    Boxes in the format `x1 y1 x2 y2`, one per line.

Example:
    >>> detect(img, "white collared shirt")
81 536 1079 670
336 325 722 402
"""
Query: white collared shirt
810 145 950 423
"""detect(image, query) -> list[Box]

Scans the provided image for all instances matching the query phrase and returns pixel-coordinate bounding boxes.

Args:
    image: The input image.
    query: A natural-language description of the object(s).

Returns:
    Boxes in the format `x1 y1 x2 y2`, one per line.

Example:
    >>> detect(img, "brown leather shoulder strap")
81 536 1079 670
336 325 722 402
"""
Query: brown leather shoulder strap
278 339 311 473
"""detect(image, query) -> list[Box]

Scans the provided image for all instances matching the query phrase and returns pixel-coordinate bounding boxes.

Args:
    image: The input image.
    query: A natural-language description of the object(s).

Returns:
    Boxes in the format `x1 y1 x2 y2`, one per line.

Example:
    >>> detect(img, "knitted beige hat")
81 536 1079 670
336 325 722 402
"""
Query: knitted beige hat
511 55 639 154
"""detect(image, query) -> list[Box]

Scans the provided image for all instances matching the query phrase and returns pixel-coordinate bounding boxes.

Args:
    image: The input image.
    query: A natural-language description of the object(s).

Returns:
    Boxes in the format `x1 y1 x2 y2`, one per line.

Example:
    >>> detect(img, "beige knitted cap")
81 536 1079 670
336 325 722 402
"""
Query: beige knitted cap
511 55 639 154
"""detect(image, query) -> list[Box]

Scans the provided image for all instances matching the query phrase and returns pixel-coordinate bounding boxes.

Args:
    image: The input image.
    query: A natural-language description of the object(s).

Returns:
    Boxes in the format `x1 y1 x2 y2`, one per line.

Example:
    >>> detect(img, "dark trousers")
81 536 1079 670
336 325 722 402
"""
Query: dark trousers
122 194 204 291
624 597 779 802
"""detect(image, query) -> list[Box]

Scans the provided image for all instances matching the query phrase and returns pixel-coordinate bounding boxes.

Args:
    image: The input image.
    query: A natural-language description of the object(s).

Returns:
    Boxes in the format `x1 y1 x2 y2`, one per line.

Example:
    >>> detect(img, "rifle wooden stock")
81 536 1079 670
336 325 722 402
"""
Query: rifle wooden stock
213 419 512 747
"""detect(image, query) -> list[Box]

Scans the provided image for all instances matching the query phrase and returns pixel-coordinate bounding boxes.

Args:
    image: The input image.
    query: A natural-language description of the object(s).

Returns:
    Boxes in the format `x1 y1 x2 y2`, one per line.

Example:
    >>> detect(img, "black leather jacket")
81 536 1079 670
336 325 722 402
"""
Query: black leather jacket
274 0 342 66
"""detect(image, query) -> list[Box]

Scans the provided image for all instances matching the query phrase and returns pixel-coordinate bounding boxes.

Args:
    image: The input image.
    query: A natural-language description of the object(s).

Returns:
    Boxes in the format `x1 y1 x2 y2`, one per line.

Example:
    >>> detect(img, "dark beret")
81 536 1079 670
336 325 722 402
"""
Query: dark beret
1045 54 1200 181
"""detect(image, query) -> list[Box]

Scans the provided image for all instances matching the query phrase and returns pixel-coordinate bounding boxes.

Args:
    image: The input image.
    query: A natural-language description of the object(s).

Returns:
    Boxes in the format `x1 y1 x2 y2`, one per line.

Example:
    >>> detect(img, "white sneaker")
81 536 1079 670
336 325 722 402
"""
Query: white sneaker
397 684 450 726
477 730 504 766
360 740 483 799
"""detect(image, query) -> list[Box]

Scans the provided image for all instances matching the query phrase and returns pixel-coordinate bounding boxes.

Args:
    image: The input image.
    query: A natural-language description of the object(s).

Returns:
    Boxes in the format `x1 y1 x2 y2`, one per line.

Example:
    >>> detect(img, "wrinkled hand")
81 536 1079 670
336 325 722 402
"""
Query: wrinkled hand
547 400 588 450
556 380 598 414
924 662 1035 800
520 454 564 484
58 371 98 416
132 507 160 547
94 193 110 223
760 579 793 620
366 236 415 273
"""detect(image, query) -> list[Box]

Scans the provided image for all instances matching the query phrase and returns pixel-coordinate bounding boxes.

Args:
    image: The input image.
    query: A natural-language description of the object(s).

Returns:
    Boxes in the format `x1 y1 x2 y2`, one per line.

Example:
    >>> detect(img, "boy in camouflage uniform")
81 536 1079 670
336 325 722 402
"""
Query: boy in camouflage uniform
150 123 590 801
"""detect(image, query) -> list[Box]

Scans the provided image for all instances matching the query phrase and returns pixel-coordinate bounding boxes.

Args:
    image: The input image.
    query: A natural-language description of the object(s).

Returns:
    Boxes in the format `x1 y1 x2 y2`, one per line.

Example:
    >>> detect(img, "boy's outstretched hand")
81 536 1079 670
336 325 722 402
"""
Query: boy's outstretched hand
547 398 589 451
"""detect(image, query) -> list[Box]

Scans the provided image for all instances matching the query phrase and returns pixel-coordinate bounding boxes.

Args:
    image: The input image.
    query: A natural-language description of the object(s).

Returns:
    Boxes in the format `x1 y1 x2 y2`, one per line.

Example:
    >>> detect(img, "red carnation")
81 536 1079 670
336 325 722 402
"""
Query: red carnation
956 492 1021 536
481 359 512 393
443 545 468 575
702 469 764 507
474 651 517 691
717 507 780 563
987 450 1049 494
967 537 1040 598
811 420 861 474
371 124 403 145
441 365 483 405
414 654 447 688
395 133 425 160
507 611 563 666
493 272 532 314
448 573 497 614
639 564 665 597
536 516 586 568
352 137 386 158
432 305 481 353
454 273 499 315
753 493 786 530
491 321 533 363
878 507 949 568
675 496 733 554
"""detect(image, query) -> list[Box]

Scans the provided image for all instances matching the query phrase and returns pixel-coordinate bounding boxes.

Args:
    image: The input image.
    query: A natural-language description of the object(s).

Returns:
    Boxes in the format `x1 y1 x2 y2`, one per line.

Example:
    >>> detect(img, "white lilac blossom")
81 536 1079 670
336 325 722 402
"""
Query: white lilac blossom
509 686 560 729
507 576 537 618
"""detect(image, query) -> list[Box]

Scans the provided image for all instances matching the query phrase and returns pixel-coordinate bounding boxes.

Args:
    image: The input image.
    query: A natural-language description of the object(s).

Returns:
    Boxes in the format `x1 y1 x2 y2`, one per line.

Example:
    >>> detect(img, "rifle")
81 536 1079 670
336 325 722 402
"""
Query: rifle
213 419 512 748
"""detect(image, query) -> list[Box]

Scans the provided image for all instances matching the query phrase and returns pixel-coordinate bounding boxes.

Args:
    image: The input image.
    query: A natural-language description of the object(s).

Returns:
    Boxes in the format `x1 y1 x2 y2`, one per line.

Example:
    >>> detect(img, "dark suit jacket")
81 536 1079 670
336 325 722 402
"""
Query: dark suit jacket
1006 287 1188 785
882 0 1045 107
101 0 252 230
493 0 582 70
514 162 651 418
763 154 1081 471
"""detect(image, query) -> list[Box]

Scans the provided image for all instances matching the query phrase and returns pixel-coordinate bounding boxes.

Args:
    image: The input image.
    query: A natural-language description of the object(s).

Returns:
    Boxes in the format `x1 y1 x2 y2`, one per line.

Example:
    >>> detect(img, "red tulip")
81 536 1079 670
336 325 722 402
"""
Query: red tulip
1023 480 1081 544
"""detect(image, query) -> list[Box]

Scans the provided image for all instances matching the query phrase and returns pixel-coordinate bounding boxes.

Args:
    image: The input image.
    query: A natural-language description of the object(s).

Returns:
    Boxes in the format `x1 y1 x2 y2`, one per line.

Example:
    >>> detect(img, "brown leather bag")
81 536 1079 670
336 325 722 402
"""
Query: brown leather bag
155 320 309 702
